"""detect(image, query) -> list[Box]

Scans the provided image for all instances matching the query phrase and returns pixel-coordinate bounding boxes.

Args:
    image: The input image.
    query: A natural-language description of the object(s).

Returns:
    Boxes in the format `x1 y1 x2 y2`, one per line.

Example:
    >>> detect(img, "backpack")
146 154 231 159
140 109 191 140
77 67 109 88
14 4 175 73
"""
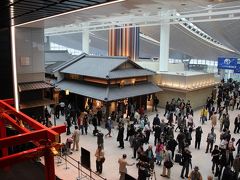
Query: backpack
191 171 201 180
207 133 214 141
229 170 238 180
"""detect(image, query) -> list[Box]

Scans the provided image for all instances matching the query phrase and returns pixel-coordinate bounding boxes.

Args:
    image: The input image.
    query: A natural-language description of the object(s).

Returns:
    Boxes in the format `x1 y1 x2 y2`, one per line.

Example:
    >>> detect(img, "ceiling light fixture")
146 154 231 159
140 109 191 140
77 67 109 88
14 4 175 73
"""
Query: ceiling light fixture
14 0 125 27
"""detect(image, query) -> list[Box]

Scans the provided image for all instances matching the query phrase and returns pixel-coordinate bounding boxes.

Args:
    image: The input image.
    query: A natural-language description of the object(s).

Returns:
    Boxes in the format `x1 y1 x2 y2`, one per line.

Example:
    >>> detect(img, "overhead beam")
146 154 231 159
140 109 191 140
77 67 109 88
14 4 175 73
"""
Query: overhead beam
1 113 65 143
50 125 66 135
0 129 47 148
0 100 60 142
45 8 240 36
1 113 32 134
0 146 46 167
2 99 14 105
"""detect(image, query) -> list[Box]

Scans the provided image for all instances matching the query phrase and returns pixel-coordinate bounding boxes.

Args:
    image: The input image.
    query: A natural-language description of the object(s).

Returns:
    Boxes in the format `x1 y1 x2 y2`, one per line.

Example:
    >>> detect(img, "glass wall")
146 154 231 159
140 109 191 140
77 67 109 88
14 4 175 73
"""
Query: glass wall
50 42 82 55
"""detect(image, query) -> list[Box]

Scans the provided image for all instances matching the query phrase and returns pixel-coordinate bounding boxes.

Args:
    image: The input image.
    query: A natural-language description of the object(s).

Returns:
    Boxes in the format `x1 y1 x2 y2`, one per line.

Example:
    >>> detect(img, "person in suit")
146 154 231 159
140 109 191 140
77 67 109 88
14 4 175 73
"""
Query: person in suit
180 148 192 179
195 126 203 149
211 145 220 175
117 123 124 149
154 125 161 146
167 136 178 160
234 114 240 134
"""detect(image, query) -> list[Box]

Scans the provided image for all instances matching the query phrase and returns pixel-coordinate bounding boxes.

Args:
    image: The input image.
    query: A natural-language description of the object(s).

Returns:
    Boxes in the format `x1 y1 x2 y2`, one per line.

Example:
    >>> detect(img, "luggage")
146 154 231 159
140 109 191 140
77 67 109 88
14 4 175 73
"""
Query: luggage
175 153 182 163
93 129 99 136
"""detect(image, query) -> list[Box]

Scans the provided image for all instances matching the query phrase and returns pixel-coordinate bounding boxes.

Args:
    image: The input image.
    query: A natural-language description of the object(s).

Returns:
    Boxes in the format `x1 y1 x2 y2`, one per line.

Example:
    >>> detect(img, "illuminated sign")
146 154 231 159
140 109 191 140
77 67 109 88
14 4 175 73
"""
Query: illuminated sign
217 57 237 70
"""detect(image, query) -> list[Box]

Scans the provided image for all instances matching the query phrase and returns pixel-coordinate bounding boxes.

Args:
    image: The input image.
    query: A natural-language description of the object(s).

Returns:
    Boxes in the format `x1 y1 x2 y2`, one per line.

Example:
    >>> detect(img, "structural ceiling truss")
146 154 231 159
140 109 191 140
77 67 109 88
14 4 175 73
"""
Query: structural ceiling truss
45 5 240 35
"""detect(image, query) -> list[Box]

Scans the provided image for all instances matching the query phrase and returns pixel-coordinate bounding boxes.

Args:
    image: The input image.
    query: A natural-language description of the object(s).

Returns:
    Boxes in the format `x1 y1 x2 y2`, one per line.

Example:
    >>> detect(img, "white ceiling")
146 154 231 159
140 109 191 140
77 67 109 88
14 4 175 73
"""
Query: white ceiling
18 0 240 60
48 24 237 60
19 0 240 29
196 20 240 51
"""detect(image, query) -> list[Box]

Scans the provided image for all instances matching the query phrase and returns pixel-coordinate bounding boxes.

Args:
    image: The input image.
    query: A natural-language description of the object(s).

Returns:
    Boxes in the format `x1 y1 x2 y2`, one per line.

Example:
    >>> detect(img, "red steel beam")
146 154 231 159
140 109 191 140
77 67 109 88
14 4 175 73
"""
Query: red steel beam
0 100 47 130
0 101 60 142
0 146 46 167
0 99 65 180
1 113 66 145
0 129 48 148
1 113 41 147
2 113 31 133
2 99 14 105
2 113 65 137
50 125 66 134
0 120 8 156
44 150 55 180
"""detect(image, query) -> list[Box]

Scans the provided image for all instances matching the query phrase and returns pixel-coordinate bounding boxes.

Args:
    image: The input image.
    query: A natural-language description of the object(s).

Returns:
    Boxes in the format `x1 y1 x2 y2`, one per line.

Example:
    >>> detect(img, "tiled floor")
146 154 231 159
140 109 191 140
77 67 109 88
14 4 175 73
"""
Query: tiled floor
49 107 240 180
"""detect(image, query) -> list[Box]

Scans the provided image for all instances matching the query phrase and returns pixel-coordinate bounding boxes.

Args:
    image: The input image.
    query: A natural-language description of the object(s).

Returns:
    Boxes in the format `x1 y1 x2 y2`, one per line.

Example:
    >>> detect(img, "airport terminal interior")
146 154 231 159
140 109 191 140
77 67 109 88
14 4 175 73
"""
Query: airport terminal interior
1 0 240 180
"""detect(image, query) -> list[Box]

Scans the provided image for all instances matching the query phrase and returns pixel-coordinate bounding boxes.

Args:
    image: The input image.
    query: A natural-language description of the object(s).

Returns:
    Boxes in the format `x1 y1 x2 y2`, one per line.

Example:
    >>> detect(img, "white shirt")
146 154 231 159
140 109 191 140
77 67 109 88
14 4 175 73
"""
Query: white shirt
59 102 65 108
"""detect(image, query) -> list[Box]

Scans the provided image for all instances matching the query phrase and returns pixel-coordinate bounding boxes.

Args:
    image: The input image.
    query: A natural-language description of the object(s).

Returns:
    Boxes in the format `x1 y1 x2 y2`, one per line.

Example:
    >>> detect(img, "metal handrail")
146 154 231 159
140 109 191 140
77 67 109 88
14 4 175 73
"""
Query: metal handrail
58 154 107 180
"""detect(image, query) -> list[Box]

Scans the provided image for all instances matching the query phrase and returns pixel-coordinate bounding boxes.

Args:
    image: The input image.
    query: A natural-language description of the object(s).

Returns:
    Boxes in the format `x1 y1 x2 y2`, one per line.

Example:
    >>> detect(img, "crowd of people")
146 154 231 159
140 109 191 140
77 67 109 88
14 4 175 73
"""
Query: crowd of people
48 78 240 180
116 79 239 180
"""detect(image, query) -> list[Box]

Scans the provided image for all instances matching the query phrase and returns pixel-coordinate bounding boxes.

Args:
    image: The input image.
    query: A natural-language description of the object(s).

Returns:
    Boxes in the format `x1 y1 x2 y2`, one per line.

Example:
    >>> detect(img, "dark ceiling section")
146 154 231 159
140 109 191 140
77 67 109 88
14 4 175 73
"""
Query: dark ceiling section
0 0 112 28
0 0 11 29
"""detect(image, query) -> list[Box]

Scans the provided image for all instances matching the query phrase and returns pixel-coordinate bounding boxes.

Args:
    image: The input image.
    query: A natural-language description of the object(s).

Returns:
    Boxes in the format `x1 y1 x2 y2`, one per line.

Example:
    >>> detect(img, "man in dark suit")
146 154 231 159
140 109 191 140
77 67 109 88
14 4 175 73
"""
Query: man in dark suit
234 114 240 134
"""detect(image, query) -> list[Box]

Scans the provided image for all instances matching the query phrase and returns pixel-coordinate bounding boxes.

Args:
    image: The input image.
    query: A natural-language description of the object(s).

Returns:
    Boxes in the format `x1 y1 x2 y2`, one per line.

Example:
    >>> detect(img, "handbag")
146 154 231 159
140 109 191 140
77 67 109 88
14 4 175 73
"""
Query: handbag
163 151 173 169
164 161 173 168
101 157 105 163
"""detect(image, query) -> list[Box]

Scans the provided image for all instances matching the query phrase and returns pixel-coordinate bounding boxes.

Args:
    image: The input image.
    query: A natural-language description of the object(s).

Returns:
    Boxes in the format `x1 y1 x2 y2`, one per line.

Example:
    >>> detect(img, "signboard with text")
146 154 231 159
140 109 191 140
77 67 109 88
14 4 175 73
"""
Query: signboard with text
217 57 237 70
234 64 240 73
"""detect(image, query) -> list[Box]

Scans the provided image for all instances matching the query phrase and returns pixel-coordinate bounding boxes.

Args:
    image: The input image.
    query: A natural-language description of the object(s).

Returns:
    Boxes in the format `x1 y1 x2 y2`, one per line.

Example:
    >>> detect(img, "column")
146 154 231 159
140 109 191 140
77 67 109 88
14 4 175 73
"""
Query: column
44 150 55 180
132 27 140 61
0 4 13 99
82 30 90 54
0 120 8 156
159 12 170 72
44 36 50 51
108 26 139 61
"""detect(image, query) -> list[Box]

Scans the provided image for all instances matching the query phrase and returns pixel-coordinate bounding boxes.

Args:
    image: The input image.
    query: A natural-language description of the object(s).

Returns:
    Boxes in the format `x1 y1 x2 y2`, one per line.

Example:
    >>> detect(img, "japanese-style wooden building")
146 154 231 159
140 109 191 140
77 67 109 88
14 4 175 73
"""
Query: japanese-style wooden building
51 54 162 114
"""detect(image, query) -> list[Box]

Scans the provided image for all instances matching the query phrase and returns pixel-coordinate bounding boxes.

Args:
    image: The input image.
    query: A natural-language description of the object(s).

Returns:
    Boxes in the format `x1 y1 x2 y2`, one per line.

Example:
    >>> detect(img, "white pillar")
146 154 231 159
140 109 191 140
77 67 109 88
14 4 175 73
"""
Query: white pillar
159 13 170 72
227 70 231 79
82 30 90 54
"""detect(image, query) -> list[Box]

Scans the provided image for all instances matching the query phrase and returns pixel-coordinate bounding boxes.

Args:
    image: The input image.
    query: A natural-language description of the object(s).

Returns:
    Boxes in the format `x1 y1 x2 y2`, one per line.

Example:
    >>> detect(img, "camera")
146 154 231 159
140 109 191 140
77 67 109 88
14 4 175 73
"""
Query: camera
136 160 153 179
